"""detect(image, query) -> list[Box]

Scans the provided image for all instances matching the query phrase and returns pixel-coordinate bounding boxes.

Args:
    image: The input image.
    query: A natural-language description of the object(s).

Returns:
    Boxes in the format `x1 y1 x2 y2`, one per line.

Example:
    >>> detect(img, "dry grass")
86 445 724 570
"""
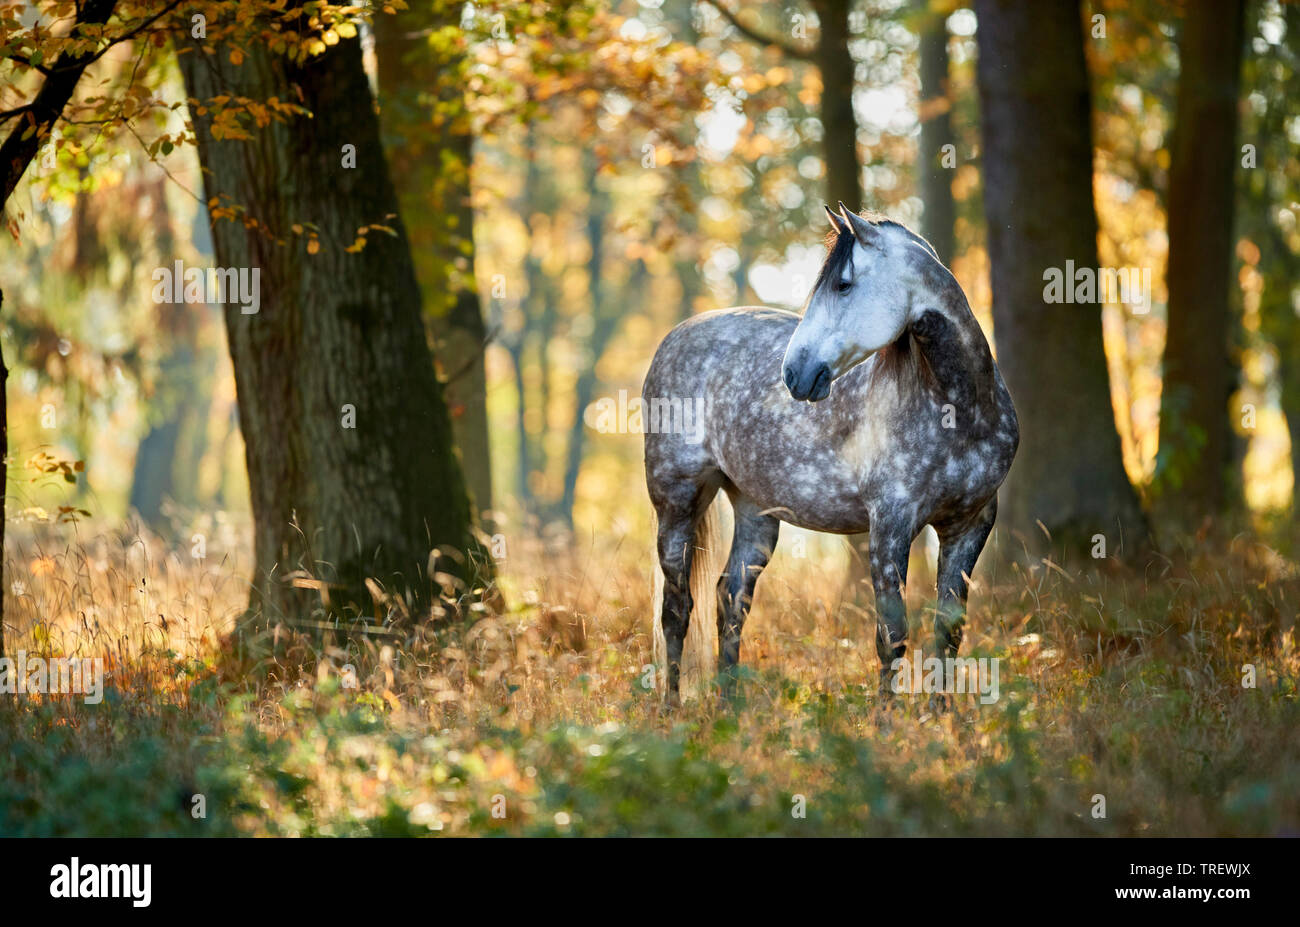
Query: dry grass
1 516 1298 836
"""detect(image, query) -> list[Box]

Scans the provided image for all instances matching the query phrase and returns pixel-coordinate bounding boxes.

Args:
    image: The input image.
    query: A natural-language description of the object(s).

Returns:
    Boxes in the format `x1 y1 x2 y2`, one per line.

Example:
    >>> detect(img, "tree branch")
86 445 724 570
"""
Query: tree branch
0 104 38 124
39 0 185 75
703 0 816 60
0 0 119 206
7 54 53 76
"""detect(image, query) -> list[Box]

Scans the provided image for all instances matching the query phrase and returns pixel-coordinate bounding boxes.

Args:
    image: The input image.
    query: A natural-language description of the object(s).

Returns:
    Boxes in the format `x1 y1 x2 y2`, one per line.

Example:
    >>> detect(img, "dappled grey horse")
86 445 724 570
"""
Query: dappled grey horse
645 205 1019 704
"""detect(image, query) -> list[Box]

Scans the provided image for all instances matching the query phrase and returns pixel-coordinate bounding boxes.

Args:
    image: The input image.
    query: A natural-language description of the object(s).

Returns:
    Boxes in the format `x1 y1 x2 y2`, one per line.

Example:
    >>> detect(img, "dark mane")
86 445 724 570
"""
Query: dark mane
868 329 916 387
815 226 856 294
818 212 940 288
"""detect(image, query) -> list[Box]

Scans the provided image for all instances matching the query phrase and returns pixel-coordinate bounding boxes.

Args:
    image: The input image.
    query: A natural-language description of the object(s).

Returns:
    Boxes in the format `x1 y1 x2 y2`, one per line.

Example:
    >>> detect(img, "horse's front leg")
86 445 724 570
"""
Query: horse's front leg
716 497 780 699
868 521 913 698
934 497 998 682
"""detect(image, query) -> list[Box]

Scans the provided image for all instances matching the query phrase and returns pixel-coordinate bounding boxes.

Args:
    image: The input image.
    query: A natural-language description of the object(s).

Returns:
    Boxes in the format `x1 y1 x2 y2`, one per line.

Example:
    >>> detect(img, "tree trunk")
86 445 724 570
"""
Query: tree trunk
1157 0 1246 520
557 154 625 528
519 119 550 512
918 3 956 264
975 0 1148 556
128 407 182 526
1286 405 1300 513
506 340 533 510
373 1 492 516
812 0 862 209
178 31 478 627
1 289 7 659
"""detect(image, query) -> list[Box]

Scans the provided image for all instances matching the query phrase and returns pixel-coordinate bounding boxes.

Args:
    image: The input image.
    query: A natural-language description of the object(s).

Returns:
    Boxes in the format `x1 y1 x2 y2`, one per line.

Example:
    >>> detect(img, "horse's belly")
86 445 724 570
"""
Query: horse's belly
721 457 872 535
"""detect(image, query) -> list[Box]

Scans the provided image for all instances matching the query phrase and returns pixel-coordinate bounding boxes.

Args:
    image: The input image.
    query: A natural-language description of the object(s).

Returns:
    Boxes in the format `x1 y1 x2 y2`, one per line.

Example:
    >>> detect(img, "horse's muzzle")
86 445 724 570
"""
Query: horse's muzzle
783 360 833 402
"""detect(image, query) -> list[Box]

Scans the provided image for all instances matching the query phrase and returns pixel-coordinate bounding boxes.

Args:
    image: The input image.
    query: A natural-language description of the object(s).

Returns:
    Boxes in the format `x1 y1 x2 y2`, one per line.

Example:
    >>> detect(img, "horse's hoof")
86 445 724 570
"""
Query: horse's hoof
877 671 899 703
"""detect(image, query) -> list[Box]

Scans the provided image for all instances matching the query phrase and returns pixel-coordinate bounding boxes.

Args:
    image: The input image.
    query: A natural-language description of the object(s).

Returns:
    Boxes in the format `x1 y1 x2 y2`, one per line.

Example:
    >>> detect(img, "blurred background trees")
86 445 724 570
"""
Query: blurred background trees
375 0 494 519
3 0 1299 638
976 0 1148 553
1158 0 1246 522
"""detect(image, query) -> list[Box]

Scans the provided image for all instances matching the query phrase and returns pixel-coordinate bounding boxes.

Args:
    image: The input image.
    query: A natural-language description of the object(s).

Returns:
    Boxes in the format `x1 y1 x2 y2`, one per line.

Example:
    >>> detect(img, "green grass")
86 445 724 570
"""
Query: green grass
1 525 1297 836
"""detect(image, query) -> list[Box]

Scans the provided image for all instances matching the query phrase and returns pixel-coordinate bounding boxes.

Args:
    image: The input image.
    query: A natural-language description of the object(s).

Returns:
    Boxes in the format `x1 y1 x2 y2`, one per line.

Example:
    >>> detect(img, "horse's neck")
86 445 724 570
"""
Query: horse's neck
904 282 1001 423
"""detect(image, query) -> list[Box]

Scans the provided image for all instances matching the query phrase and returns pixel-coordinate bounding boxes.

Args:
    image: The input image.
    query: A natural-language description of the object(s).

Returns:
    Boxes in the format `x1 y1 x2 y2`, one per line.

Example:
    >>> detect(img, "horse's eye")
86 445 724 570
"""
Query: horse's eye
837 279 852 293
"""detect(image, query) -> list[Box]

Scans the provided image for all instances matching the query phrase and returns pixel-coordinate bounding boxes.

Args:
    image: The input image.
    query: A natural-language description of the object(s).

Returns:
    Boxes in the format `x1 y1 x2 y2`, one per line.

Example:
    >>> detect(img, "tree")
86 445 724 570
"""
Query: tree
471 4 717 528
556 148 648 528
0 290 7 658
1238 0 1300 513
0 0 128 659
916 0 955 264
706 0 862 208
1156 0 1246 520
0 0 128 204
374 0 493 516
975 0 1148 555
127 179 213 529
178 23 482 628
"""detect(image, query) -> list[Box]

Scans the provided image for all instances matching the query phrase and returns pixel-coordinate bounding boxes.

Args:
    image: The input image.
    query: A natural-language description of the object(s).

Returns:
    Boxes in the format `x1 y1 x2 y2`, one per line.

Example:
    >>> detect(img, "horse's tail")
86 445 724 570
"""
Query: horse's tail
651 494 730 699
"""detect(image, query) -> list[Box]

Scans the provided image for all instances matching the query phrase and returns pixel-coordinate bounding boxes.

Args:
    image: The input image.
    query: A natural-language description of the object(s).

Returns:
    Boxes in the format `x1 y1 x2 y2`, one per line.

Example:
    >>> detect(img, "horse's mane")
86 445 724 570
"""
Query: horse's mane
822 211 941 263
867 328 919 391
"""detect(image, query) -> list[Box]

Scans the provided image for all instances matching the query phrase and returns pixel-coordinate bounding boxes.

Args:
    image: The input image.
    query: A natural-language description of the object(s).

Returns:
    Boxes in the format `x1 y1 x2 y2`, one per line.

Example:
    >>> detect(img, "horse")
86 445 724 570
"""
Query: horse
644 204 1019 705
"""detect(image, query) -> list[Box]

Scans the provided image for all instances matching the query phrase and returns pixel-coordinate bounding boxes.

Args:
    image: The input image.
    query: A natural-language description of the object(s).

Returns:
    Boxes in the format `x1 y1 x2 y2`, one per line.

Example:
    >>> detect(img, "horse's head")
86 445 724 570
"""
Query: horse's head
782 204 932 402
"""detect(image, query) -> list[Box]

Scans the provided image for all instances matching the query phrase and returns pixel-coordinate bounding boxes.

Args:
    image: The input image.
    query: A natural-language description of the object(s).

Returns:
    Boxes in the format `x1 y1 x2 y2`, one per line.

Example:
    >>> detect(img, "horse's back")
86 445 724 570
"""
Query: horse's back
644 306 797 397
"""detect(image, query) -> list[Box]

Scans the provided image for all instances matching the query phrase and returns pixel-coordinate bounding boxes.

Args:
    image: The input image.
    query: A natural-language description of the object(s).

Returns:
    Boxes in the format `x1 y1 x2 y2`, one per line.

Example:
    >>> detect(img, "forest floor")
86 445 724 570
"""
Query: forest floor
1 517 1298 836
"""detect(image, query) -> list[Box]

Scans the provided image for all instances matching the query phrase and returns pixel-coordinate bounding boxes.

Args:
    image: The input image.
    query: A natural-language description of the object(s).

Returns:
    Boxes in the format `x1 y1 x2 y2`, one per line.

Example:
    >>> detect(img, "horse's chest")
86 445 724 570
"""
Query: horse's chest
709 384 1012 536
856 419 1010 529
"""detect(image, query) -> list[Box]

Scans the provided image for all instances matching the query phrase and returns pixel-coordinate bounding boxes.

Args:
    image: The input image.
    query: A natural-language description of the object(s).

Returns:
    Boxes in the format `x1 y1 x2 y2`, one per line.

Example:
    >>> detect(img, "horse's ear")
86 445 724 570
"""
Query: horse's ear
823 204 847 235
838 202 882 248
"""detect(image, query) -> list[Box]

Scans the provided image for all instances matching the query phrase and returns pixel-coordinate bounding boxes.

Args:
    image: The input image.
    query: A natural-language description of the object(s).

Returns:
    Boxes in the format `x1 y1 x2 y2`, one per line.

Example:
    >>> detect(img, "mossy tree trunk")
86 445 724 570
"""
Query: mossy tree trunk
373 1 492 518
1157 0 1246 521
975 0 1148 557
179 29 479 629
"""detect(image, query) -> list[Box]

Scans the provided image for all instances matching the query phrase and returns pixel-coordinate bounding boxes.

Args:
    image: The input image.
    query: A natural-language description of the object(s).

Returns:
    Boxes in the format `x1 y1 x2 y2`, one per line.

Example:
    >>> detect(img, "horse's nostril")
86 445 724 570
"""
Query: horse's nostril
783 366 796 390
811 363 831 400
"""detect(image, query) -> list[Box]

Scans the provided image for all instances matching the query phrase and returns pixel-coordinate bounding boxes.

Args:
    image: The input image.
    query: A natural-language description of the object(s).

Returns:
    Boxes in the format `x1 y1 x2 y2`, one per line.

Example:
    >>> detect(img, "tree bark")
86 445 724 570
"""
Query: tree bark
178 30 479 627
917 3 956 264
811 0 862 209
975 0 1148 556
373 1 492 516
1 289 7 659
1157 0 1246 520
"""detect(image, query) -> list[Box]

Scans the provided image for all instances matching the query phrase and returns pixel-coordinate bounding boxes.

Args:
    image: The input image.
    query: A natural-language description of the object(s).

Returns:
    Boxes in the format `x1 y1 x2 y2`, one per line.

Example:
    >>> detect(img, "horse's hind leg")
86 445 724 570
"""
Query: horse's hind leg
716 495 780 696
868 519 913 698
934 497 998 667
654 481 716 706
